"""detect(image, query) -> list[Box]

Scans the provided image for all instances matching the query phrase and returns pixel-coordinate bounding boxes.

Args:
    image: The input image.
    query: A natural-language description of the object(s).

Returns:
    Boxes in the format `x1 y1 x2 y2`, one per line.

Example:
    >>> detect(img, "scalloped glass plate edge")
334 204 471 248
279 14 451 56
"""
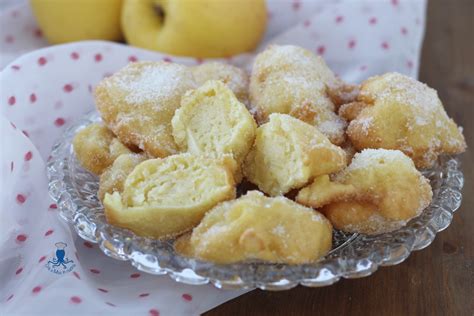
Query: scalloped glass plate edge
47 111 464 290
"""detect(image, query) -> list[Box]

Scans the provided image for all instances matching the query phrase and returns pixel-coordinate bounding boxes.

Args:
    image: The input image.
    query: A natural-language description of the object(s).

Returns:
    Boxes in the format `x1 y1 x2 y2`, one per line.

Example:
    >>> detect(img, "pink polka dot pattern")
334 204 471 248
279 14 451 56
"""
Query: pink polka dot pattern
32 286 42 294
292 1 301 11
8 96 16 106
0 0 427 314
37 57 47 66
54 117 65 127
317 45 326 55
24 151 33 161
5 35 14 43
16 194 26 204
63 84 73 93
16 234 27 242
149 309 160 316
70 296 82 304
182 294 193 302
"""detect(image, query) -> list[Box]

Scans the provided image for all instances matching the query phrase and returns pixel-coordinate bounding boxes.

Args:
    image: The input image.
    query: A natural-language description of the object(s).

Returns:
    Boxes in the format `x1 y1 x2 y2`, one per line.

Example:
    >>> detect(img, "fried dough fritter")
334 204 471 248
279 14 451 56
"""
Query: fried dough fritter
297 149 433 234
95 61 196 158
175 191 332 264
191 62 249 104
73 123 133 175
172 80 256 170
249 45 347 144
243 113 347 196
103 153 237 239
342 72 466 168
98 153 147 201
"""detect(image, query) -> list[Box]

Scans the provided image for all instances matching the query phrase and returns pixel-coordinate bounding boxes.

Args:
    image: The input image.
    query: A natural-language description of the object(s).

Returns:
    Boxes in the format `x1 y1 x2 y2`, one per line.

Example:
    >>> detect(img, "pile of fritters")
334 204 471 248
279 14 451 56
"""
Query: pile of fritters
73 45 466 265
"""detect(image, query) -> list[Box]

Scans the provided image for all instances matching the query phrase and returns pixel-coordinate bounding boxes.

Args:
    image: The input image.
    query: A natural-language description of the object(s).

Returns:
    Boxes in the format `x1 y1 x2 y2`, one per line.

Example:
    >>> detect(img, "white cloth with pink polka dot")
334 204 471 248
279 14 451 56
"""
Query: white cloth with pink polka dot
0 0 426 315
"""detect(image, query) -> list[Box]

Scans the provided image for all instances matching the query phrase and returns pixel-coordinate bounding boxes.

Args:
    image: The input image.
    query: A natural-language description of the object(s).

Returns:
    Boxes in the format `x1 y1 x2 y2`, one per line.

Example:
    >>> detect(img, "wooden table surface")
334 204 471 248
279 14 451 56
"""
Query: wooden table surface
205 1 474 315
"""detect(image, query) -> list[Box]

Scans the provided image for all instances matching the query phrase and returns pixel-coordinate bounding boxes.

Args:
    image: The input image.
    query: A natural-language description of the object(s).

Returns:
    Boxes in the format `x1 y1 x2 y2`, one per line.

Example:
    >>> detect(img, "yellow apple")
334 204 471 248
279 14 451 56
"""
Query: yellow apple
30 0 123 44
121 0 267 58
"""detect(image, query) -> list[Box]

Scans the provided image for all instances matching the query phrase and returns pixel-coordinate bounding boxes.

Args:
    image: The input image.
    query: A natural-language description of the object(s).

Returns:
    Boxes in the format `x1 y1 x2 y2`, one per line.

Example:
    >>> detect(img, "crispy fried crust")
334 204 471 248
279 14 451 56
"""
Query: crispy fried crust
98 153 147 201
73 123 133 175
297 149 433 234
249 45 346 144
175 191 332 264
95 61 196 157
103 153 237 239
343 73 466 168
172 80 256 179
243 113 347 196
191 62 249 104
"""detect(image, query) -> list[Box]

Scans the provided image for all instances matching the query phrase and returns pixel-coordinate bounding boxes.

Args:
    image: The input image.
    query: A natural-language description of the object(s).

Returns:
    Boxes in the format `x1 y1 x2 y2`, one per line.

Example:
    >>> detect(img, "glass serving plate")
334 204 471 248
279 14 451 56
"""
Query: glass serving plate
47 111 464 290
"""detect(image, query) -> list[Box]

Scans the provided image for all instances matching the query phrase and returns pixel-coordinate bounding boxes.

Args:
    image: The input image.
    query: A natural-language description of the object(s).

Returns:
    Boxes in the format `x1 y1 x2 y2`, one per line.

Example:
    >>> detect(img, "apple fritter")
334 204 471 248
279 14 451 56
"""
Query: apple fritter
175 191 332 264
243 113 347 196
249 45 347 144
98 153 147 201
172 80 256 175
73 123 133 175
342 72 466 168
296 149 433 235
103 153 237 239
95 61 196 158
191 62 249 104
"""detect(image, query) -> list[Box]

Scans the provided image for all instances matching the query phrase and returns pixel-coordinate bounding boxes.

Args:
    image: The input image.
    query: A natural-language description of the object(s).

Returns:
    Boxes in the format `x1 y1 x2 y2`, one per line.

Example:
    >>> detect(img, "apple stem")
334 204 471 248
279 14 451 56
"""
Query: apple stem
153 4 165 21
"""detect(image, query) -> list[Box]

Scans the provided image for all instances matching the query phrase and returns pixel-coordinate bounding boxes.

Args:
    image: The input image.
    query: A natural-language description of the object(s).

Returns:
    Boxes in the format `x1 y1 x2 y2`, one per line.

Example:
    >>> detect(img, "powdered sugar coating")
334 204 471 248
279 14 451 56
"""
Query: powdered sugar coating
95 61 197 157
347 72 466 168
110 64 192 105
191 62 249 104
249 45 346 145
176 191 333 264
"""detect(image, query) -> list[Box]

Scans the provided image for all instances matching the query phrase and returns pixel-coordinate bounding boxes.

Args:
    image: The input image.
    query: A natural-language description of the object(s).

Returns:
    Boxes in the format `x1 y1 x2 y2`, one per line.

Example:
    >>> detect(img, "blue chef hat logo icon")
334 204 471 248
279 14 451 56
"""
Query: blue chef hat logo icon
46 242 75 274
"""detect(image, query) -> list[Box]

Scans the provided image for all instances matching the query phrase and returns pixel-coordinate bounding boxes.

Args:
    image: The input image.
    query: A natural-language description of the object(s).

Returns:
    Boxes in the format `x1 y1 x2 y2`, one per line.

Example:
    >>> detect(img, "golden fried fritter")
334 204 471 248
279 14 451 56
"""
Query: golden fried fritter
243 113 347 196
342 72 466 168
103 153 237 239
249 45 346 144
172 80 256 169
95 61 196 157
297 149 433 234
98 153 147 201
191 62 249 104
175 191 332 264
73 123 133 175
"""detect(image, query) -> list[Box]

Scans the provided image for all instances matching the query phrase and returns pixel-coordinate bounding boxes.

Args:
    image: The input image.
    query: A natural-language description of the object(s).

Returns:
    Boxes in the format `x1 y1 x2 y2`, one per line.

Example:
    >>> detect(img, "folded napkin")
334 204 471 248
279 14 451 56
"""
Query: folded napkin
0 0 426 315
